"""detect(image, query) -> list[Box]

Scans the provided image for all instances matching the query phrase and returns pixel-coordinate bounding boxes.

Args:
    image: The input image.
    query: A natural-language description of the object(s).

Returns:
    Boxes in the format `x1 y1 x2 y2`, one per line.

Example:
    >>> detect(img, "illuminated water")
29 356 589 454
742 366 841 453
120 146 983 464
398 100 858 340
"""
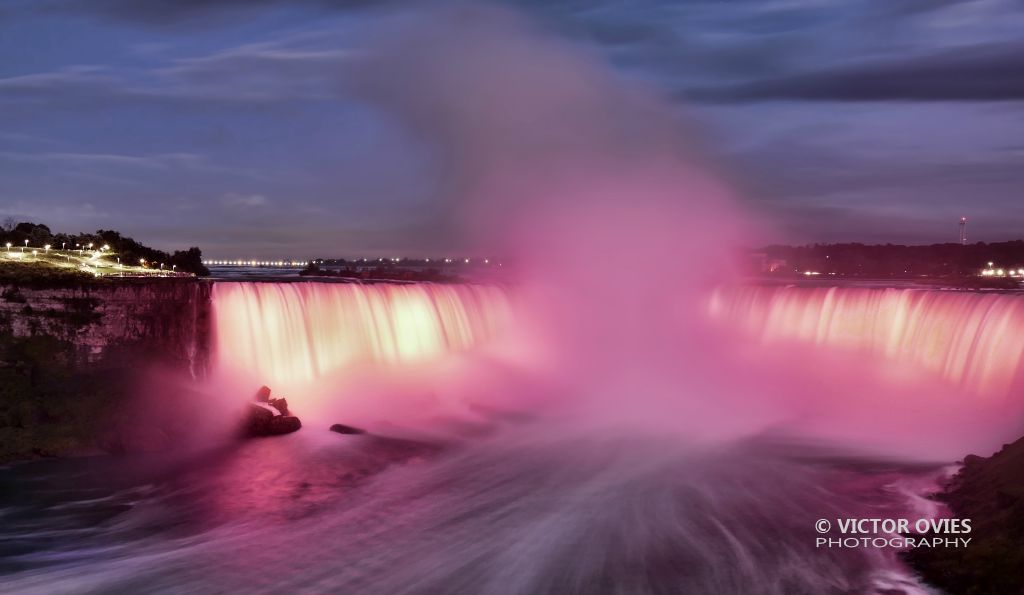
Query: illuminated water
0 432 947 595
4 282 1021 593
711 285 1024 398
212 282 512 386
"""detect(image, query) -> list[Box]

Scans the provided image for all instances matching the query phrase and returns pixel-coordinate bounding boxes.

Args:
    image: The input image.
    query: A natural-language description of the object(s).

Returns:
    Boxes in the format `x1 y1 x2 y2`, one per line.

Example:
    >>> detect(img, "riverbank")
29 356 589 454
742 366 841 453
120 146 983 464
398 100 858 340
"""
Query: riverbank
903 435 1024 593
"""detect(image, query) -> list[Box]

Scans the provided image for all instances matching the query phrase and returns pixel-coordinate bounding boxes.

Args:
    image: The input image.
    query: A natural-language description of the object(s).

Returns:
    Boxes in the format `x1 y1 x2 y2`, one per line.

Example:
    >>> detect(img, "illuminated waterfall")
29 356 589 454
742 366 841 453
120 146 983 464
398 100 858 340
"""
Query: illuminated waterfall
710 286 1024 397
212 282 512 385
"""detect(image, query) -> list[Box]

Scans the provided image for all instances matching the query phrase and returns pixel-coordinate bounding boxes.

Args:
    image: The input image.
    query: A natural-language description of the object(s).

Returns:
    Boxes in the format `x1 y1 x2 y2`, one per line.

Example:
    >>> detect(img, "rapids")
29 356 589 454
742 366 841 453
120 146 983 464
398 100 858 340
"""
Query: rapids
0 430 949 595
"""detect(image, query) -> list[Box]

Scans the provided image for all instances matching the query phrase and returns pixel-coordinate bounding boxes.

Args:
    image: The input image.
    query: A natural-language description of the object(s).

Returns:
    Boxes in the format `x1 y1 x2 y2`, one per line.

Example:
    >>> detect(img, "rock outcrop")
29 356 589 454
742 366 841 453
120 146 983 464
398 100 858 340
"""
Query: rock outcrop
330 423 366 435
903 436 1024 594
240 386 301 437
0 279 211 375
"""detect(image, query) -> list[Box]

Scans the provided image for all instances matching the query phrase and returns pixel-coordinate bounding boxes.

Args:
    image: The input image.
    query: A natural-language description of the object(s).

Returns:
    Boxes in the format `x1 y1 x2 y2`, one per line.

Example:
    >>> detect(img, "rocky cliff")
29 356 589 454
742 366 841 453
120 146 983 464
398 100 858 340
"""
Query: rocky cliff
0 279 213 462
0 279 211 376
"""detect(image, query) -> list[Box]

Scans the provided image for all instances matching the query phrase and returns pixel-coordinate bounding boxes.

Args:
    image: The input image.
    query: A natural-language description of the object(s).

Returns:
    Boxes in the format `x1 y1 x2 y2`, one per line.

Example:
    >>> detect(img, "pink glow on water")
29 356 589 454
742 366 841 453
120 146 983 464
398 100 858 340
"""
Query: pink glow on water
202 5 1024 459
212 282 512 388
711 285 1024 399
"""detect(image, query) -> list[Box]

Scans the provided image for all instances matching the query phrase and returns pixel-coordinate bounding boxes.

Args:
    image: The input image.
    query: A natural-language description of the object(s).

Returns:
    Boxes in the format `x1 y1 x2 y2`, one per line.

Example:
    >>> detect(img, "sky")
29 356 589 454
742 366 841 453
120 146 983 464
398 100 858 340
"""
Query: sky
1 0 1023 257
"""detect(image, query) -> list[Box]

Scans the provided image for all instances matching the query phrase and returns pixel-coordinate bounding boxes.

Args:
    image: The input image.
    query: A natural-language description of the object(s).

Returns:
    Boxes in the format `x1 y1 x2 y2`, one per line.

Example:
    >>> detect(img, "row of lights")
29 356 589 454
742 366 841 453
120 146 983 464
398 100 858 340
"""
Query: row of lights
980 261 1023 277
5 241 110 252
204 258 499 266
205 260 308 267
3 242 181 273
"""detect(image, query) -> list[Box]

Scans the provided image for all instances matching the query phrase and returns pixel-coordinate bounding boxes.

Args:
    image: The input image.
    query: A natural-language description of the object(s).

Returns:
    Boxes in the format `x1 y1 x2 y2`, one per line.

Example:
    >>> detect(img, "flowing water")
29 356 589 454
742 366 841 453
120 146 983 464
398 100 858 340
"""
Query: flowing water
212 282 512 386
2 282 1021 594
0 431 950 595
711 285 1024 398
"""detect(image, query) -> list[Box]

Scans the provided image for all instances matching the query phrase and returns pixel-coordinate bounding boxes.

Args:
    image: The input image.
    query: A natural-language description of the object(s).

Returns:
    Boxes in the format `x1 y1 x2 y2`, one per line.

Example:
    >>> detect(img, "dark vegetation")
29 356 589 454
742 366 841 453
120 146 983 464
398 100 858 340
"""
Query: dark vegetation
0 317 210 464
755 241 1024 279
299 262 461 282
0 331 133 463
0 219 209 276
904 438 1024 594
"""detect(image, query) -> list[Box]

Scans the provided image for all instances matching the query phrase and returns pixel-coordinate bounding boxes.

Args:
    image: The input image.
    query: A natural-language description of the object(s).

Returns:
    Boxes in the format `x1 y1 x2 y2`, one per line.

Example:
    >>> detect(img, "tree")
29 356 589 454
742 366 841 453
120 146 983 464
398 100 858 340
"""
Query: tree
170 247 210 276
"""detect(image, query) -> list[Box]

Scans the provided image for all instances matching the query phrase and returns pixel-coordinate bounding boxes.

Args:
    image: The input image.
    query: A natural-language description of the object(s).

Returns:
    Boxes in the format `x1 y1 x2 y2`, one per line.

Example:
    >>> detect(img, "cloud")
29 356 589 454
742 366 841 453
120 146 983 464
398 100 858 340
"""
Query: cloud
222 192 270 207
0 66 118 97
684 42 1024 102
157 41 353 101
0 34 354 109
5 0 1024 252
48 0 387 24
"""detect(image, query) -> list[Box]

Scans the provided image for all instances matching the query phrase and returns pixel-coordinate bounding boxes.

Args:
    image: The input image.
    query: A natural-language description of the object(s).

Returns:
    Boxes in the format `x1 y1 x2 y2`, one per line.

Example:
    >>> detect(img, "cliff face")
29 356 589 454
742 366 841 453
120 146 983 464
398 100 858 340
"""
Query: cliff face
0 279 213 462
0 280 212 376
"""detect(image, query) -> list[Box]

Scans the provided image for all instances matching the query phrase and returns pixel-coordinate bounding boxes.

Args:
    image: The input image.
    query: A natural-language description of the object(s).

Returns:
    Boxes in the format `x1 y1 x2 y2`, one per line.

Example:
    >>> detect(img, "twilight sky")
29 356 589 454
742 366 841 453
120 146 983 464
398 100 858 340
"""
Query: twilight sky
1 0 1023 257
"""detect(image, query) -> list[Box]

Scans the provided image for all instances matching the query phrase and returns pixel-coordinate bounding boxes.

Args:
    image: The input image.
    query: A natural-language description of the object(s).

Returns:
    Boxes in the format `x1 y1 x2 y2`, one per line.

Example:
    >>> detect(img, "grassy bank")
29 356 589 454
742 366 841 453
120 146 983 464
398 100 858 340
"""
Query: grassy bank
0 249 191 288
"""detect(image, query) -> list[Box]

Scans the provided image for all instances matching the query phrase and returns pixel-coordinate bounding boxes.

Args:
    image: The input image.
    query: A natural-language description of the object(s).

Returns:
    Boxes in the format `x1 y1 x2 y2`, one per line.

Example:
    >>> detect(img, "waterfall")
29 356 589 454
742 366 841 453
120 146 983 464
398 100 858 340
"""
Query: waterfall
212 282 512 386
710 285 1024 398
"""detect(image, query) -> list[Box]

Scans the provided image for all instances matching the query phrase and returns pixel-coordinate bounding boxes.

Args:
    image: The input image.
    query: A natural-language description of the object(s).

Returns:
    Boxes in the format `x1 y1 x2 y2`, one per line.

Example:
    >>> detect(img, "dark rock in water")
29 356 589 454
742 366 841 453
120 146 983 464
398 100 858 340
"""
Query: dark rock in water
330 423 366 435
255 385 272 402
903 435 1024 594
241 403 301 437
269 415 301 434
240 404 274 435
268 397 290 416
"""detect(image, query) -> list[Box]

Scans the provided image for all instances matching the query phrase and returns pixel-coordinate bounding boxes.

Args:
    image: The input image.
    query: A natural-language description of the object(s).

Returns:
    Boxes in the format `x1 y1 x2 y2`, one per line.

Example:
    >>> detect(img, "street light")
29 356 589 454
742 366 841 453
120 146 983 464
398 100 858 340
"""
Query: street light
4 242 10 252
44 244 50 253
23 239 28 252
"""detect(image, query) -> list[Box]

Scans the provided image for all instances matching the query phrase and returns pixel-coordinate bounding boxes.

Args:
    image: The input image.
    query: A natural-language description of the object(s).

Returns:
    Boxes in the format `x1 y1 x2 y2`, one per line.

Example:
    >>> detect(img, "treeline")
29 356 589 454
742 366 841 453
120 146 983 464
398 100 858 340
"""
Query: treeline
759 241 1024 277
0 220 209 276
299 262 458 282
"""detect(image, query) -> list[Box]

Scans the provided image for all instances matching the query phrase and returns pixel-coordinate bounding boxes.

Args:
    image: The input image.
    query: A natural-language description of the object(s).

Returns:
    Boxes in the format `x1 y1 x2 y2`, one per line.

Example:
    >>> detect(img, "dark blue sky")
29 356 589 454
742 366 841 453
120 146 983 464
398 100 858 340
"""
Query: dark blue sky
2 0 1022 257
